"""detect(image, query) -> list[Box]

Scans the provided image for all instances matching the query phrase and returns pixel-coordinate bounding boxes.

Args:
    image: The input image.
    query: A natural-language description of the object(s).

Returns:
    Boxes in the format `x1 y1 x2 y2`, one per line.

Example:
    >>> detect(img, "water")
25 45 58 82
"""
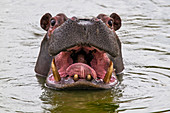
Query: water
0 0 170 112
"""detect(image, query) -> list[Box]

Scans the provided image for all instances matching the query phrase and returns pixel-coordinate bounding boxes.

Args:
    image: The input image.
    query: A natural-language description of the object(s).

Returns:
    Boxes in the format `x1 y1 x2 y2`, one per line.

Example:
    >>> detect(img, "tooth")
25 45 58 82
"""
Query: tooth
73 74 79 81
86 74 92 81
103 61 113 83
51 59 61 82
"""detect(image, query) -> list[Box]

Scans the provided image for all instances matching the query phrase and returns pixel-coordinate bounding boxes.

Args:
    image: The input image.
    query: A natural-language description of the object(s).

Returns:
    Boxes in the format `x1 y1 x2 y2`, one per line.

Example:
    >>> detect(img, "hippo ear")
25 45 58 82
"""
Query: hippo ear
110 13 121 31
40 13 52 31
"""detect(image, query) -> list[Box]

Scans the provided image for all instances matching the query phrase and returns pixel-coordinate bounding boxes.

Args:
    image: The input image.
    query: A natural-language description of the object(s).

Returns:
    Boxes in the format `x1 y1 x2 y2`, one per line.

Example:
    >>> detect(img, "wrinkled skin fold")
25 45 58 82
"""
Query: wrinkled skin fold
35 13 124 90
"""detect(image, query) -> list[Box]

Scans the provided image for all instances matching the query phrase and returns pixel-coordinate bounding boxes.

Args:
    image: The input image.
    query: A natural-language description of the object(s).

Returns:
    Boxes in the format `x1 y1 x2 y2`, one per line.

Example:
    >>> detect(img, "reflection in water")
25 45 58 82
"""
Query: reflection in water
40 89 119 113
37 75 123 113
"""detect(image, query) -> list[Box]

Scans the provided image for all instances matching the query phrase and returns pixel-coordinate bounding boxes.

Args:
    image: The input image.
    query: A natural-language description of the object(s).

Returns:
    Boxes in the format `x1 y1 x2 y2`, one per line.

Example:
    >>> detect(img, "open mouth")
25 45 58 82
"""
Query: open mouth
46 45 118 89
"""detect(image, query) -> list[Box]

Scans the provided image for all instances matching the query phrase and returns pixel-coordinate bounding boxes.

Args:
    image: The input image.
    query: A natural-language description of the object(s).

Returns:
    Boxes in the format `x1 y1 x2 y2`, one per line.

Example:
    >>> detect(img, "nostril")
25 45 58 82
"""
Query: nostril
92 17 99 22
84 27 86 31
71 16 78 21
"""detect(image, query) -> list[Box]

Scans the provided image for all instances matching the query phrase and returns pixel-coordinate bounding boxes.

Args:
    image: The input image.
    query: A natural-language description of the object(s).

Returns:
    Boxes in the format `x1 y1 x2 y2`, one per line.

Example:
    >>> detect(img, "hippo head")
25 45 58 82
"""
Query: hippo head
35 13 124 90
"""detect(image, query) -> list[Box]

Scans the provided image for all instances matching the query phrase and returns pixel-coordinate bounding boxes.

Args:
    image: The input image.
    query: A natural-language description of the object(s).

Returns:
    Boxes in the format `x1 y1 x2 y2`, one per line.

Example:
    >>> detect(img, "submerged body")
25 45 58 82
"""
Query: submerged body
35 13 124 90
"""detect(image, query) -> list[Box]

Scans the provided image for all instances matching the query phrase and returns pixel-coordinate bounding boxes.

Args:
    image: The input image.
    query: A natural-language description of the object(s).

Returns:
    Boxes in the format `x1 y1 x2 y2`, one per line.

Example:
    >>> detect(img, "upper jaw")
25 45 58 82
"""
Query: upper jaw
48 18 119 58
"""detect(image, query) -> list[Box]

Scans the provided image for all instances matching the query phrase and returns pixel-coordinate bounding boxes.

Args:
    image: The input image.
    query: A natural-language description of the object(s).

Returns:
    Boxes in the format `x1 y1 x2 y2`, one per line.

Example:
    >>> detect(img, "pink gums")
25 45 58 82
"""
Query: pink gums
54 46 110 79
66 63 97 79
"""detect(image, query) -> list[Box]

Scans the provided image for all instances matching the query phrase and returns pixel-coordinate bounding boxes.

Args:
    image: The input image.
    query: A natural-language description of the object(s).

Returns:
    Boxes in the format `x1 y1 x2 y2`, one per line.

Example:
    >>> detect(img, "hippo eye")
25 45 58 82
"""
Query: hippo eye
108 20 113 27
50 19 56 26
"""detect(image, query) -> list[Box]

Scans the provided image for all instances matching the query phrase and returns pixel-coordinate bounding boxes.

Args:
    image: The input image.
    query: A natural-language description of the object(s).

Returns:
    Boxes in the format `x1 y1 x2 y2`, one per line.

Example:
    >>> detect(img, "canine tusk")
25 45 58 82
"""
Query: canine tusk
103 61 113 83
86 74 92 81
73 74 79 81
51 59 61 82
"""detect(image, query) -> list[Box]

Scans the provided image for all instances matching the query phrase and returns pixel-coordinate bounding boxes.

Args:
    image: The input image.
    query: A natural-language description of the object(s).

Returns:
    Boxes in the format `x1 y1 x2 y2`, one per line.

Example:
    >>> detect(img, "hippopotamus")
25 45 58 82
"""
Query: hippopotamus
35 13 124 90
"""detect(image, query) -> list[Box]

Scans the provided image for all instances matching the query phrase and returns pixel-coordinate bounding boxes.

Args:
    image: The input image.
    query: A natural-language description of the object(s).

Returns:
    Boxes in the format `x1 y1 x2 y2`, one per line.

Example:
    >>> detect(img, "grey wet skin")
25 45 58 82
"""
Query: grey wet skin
35 34 52 76
49 19 124 74
35 13 124 89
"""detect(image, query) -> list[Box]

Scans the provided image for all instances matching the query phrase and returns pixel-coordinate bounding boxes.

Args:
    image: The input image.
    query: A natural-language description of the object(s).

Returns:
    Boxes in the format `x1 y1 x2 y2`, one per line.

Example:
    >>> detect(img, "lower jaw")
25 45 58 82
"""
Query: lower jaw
46 46 118 90
46 73 118 90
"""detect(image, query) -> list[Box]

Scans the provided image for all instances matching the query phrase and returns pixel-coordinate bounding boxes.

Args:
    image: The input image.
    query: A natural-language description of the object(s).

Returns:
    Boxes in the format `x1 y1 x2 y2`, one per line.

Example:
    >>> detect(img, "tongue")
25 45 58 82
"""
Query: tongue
66 63 97 79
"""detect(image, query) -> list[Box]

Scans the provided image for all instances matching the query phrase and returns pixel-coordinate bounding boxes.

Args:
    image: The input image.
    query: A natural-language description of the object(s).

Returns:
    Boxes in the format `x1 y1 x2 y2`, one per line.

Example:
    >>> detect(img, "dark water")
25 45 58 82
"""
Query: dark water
0 0 170 112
